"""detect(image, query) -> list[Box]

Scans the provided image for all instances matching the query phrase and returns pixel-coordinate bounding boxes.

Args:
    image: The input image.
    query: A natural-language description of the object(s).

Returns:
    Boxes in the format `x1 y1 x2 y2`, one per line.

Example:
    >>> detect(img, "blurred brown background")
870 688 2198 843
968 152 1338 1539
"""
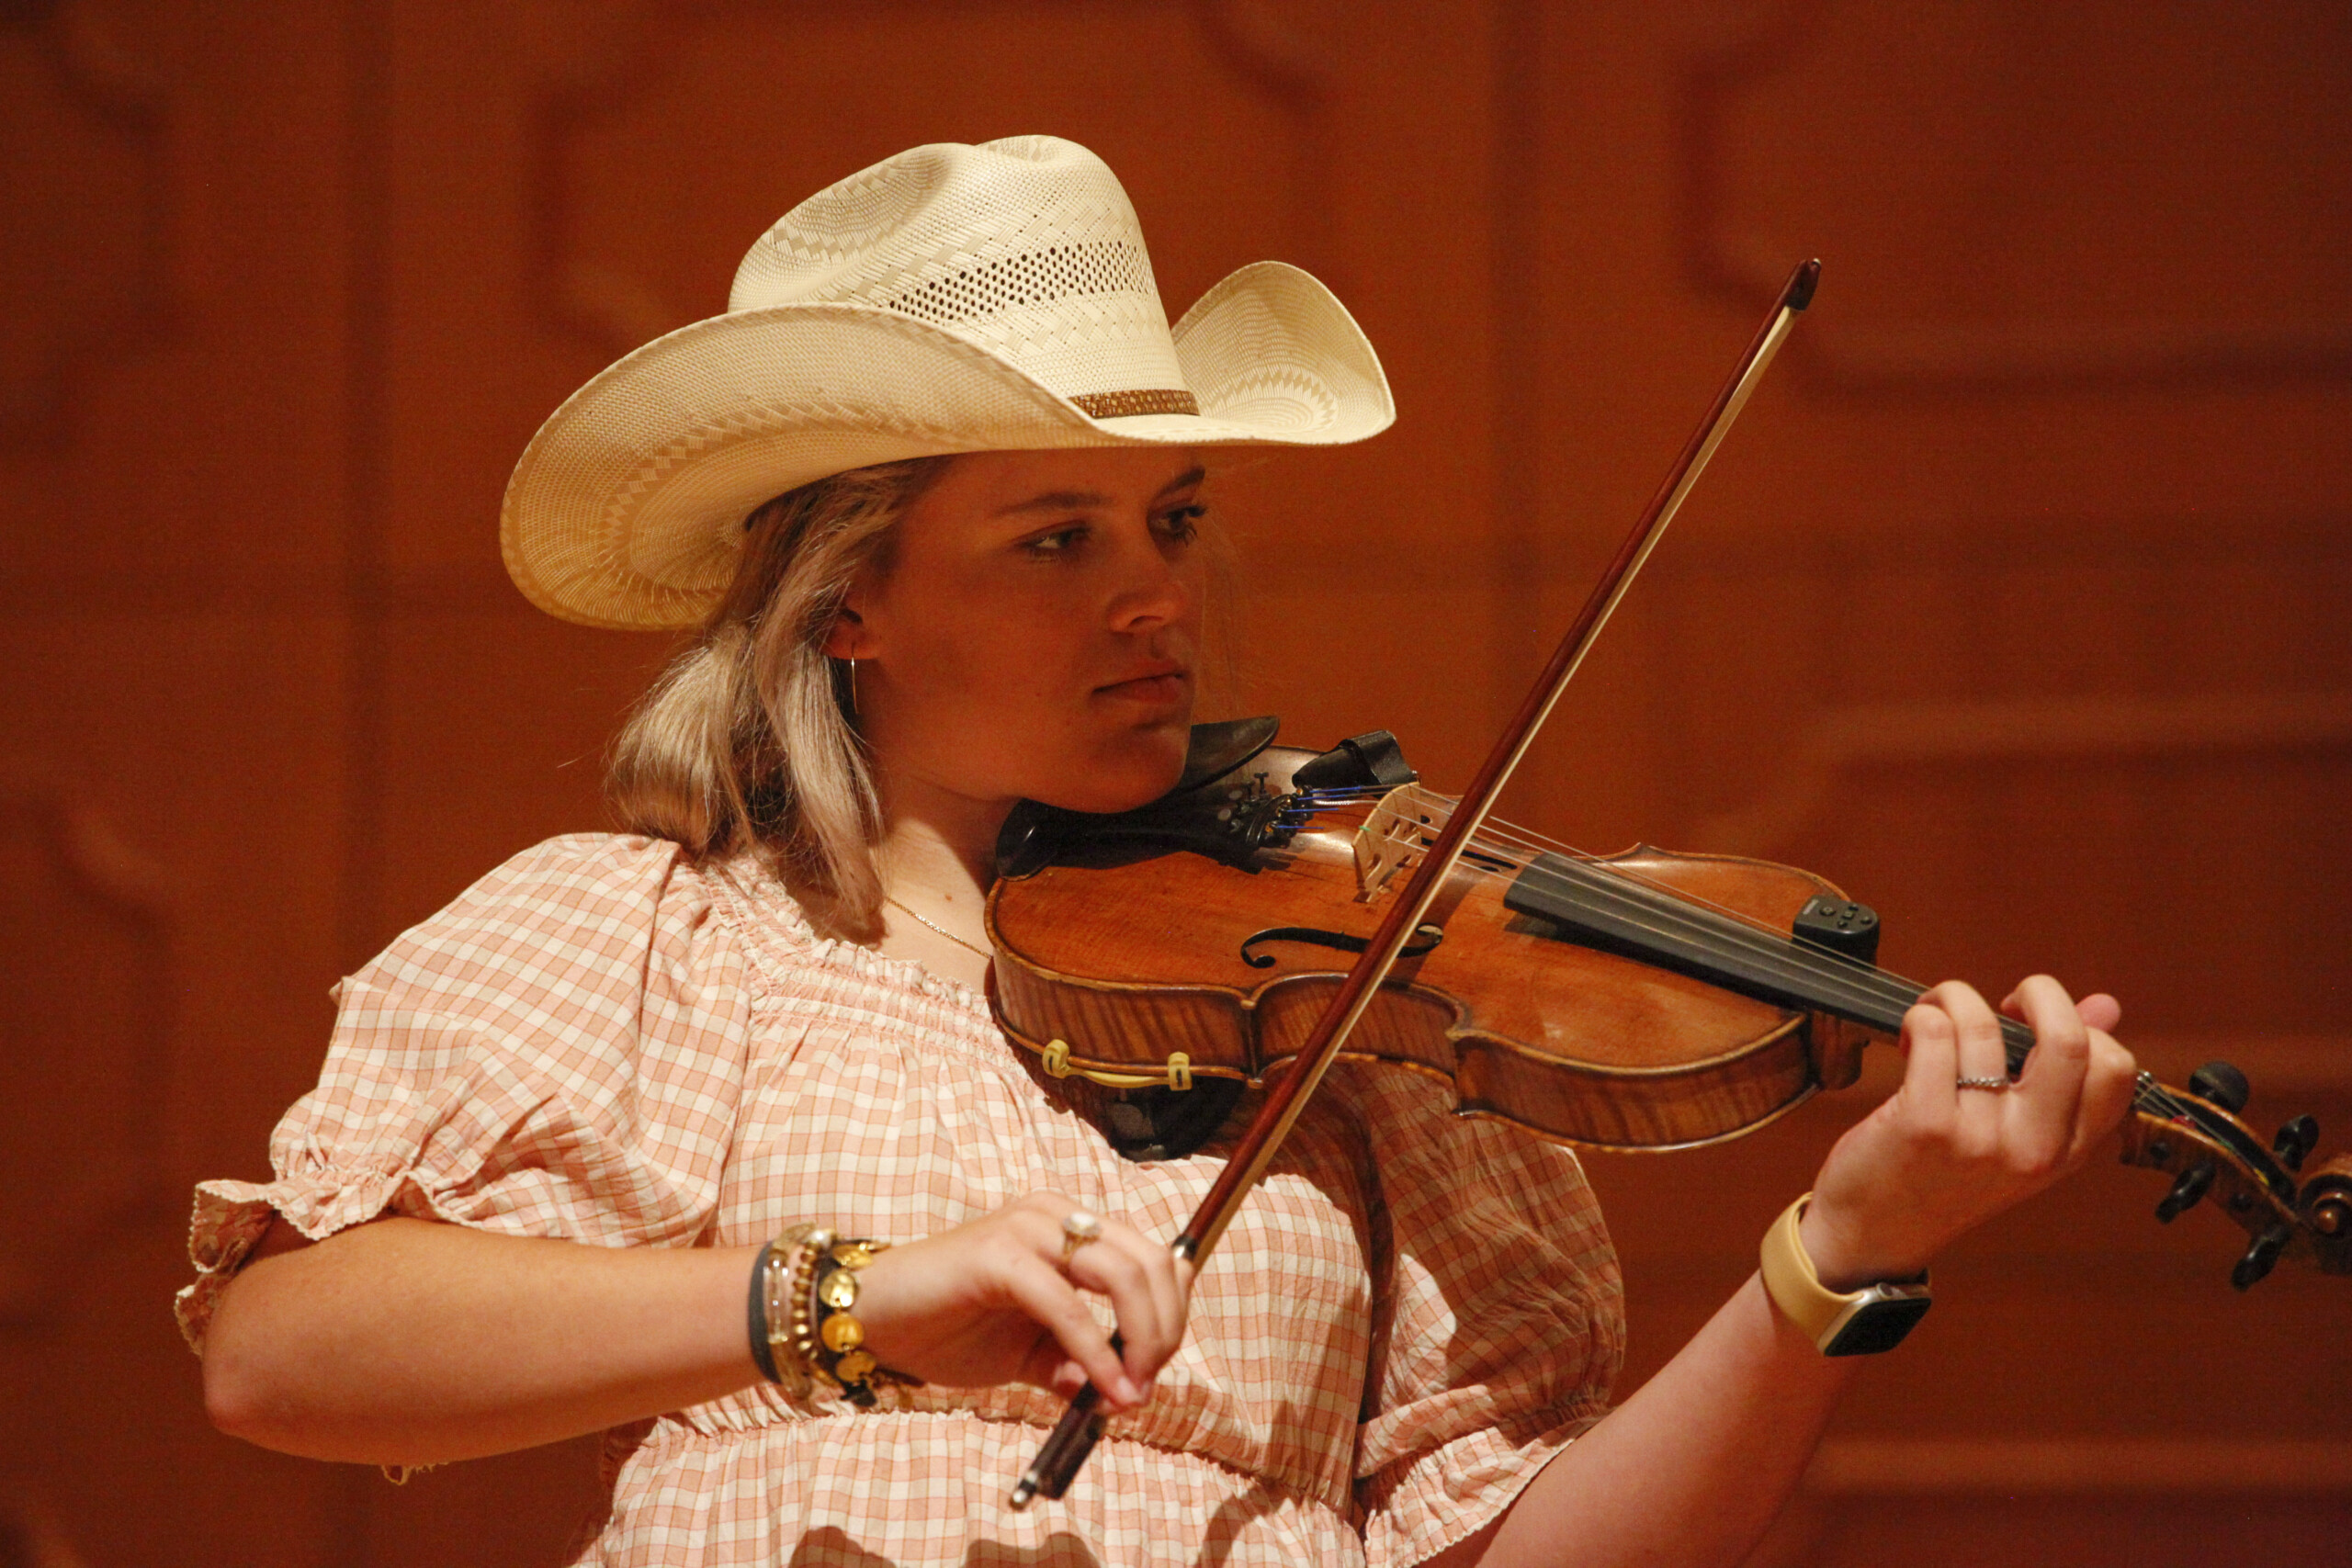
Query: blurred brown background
4 0 2346 1563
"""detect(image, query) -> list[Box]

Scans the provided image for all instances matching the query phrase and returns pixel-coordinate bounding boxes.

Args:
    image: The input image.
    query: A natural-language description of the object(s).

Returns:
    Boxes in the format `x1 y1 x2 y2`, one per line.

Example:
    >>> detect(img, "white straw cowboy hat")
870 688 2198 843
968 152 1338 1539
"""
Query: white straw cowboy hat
502 135 1395 630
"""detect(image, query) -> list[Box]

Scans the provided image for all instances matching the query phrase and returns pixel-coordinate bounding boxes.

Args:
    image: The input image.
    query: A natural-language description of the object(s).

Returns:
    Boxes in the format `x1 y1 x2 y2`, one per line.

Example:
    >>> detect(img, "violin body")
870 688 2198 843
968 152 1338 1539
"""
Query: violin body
989 742 1887 1153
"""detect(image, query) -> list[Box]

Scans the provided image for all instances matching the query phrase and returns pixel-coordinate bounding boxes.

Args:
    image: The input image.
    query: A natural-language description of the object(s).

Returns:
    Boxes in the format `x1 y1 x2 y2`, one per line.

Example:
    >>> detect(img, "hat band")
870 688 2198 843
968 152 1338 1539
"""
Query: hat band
1070 388 1200 419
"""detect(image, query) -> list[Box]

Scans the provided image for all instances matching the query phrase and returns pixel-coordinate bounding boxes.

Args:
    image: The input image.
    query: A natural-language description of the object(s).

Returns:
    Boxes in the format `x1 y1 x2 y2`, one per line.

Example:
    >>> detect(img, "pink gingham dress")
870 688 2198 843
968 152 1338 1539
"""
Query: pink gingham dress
179 835 1623 1566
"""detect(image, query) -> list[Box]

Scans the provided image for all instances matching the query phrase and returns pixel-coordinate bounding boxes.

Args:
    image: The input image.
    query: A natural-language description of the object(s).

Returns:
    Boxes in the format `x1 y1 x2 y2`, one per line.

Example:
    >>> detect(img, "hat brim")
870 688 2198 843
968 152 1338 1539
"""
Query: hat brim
500 261 1393 630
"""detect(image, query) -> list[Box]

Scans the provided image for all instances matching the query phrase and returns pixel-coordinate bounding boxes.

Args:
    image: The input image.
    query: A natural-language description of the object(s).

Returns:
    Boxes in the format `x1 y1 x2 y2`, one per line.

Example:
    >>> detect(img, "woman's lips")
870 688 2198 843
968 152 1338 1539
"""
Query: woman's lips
1093 670 1191 707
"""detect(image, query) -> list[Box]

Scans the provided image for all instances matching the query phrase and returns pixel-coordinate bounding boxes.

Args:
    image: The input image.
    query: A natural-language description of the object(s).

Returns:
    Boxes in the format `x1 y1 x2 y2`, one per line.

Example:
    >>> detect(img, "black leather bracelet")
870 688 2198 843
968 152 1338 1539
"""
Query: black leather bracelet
746 1239 783 1384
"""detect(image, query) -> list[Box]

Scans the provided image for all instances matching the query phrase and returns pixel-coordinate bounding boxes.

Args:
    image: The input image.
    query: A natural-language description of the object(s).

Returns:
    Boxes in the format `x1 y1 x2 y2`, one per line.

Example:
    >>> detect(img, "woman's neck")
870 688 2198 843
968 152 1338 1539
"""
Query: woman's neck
873 771 1012 900
862 773 1011 989
875 818 994 909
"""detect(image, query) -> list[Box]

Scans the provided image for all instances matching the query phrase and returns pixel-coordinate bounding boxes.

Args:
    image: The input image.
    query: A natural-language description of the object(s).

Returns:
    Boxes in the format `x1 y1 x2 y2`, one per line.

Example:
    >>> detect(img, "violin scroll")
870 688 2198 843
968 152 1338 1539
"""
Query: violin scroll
2120 1060 2351 1287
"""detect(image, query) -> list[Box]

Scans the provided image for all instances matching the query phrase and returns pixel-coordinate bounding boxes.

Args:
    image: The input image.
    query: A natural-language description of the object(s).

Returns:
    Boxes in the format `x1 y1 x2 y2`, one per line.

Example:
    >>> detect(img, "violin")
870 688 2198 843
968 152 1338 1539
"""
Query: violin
994 262 2350 1507
988 718 2352 1287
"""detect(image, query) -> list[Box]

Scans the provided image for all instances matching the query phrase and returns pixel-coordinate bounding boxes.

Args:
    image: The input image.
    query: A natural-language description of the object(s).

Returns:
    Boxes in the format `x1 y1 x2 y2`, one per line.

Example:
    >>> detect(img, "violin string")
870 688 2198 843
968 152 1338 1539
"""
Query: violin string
1493 838 2008 1032
1285 785 2006 1040
1459 817 1944 1015
1283 792 2220 1135
1319 785 1919 1005
1518 861 1933 1026
1453 817 2203 1116
1469 816 1906 990
1283 787 2172 1109
1290 784 1898 1002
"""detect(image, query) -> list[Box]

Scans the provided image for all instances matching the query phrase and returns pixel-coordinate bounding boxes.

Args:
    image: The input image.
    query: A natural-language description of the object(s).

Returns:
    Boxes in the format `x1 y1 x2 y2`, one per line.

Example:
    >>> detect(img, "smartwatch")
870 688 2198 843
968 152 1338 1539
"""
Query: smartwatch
1759 1194 1932 1357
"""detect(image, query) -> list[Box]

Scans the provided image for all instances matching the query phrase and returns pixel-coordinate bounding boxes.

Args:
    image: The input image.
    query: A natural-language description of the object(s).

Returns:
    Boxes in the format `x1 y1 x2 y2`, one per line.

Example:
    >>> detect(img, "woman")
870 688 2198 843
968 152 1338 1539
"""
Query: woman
185 138 2137 1566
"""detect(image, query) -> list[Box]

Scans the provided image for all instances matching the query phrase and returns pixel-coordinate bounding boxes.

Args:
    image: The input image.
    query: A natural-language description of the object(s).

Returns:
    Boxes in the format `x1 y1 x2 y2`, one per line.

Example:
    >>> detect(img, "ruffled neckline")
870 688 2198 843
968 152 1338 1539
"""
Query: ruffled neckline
807 931 993 1018
711 852 995 1024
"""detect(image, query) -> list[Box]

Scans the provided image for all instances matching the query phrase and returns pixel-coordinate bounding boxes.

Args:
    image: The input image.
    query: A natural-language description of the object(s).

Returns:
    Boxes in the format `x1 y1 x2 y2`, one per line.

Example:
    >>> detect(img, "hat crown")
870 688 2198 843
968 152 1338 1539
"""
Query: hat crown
729 138 1186 400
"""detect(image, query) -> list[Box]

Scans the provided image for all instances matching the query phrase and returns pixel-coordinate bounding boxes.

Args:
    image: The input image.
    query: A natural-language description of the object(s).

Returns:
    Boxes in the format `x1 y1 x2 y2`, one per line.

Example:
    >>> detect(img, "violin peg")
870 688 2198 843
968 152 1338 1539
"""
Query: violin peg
2189 1060 2252 1115
2272 1114 2320 1172
2154 1161 2214 1224
2230 1223 2291 1292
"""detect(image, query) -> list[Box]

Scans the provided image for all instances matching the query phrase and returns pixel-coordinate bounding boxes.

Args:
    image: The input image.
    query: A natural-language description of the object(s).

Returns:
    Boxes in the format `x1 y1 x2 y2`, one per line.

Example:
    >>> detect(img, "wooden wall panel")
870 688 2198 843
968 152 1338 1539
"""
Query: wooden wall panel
1507 3 2352 1562
0 2 358 1564
0 0 162 446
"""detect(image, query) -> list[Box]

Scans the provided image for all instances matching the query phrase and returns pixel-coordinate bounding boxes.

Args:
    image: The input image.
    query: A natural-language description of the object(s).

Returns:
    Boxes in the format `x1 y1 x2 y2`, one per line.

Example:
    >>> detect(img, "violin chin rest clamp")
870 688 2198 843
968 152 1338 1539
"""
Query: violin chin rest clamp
1038 1039 1195 1093
1031 1041 1244 1164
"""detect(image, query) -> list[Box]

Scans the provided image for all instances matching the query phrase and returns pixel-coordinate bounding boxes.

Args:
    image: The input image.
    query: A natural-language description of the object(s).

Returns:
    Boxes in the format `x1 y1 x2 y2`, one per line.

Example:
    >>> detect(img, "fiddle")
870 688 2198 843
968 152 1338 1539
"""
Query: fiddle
987 721 2352 1289
993 262 2348 1508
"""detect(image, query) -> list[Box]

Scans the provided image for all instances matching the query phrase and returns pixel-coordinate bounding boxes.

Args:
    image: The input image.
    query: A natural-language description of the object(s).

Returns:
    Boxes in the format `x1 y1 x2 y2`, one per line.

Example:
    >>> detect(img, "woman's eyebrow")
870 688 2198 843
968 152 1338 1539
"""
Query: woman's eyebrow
990 468 1206 518
993 490 1110 517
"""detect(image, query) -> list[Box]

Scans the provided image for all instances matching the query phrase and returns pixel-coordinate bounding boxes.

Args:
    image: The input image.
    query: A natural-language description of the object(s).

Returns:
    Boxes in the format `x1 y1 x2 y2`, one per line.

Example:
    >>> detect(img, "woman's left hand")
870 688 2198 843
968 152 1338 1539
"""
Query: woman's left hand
1799 976 2138 1290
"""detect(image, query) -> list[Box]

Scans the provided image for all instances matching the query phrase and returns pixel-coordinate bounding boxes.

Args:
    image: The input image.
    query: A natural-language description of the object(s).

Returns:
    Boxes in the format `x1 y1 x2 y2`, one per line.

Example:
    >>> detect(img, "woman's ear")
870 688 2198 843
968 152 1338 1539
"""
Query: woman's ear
820 604 868 661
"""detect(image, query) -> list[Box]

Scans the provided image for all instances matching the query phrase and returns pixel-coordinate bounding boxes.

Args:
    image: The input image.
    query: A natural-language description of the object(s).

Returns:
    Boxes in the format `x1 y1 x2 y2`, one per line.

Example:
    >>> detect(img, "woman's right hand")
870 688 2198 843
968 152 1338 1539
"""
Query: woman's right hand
852 1190 1190 1412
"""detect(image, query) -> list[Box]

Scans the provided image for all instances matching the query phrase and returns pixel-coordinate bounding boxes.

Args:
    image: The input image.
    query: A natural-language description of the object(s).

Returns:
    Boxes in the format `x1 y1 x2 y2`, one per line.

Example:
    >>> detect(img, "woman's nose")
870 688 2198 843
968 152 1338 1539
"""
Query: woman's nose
1106 532 1195 631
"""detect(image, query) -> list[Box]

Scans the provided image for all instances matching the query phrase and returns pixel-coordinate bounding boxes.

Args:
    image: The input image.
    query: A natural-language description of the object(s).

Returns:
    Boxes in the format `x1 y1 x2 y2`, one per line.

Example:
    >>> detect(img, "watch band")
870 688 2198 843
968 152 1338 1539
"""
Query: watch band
1758 1193 1933 1356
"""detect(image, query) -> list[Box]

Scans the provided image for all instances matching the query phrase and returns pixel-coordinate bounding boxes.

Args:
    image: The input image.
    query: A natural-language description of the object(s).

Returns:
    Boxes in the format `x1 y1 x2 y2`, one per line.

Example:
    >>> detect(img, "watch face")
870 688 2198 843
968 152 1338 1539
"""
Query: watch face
1823 1294 1933 1357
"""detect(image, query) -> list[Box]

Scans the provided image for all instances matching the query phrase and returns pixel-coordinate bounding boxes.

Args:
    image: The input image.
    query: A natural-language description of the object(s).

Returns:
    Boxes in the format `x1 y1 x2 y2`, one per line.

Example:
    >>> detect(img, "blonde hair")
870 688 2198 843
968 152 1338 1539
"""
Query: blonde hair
607 457 951 937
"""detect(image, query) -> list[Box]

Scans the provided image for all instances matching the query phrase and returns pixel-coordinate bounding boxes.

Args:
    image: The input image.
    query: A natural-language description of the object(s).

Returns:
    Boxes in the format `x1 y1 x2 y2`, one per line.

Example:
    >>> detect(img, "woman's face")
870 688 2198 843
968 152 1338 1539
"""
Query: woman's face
836 447 1210 818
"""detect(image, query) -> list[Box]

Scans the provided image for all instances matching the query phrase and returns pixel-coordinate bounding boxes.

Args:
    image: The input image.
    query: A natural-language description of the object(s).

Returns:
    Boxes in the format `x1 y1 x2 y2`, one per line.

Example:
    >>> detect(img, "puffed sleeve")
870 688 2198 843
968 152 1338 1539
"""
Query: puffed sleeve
175 834 754 1353
1341 1063 1625 1568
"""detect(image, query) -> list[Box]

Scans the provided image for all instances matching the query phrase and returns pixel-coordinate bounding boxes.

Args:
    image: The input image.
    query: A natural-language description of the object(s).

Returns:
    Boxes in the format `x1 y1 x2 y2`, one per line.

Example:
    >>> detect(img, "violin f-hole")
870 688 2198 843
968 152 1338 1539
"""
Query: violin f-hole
1239 923 1444 969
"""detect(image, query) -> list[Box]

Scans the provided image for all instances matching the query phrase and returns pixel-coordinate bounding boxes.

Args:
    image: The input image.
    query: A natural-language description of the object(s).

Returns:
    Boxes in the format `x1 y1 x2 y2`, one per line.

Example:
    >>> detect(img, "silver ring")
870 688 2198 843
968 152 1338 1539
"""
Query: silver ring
1956 1075 2011 1091
1059 1208 1102 1261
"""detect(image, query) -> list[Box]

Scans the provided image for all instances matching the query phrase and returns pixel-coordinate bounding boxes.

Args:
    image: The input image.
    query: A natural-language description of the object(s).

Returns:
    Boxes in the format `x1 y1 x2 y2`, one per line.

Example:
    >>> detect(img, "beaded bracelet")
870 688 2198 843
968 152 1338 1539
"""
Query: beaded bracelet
749 1223 817 1394
782 1226 831 1388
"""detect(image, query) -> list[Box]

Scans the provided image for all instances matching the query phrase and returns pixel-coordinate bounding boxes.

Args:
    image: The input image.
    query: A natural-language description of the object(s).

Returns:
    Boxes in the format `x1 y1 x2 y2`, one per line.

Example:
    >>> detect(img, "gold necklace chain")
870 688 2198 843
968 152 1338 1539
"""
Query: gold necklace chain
885 896 992 961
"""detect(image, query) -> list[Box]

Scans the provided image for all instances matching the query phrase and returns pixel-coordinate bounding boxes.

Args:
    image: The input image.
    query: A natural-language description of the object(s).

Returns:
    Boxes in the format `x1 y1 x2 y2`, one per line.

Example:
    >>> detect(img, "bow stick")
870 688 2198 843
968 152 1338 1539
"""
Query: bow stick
1008 258 1824 1510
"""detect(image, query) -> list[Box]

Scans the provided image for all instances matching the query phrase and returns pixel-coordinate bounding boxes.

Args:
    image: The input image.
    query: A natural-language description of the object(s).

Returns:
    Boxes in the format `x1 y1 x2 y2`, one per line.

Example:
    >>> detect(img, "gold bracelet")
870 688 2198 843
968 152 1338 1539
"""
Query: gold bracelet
804 1235 922 1407
786 1227 833 1393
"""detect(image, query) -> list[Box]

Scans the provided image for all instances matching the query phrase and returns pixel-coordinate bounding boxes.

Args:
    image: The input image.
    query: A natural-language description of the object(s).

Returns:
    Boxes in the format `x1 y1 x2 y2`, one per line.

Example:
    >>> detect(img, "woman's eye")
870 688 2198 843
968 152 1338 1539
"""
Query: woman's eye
1023 525 1089 558
1158 503 1206 543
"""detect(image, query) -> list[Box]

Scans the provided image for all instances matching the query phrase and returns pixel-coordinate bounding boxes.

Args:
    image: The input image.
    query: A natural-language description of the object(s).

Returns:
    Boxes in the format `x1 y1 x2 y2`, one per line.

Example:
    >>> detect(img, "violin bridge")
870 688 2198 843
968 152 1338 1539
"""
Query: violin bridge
1353 784 1439 901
